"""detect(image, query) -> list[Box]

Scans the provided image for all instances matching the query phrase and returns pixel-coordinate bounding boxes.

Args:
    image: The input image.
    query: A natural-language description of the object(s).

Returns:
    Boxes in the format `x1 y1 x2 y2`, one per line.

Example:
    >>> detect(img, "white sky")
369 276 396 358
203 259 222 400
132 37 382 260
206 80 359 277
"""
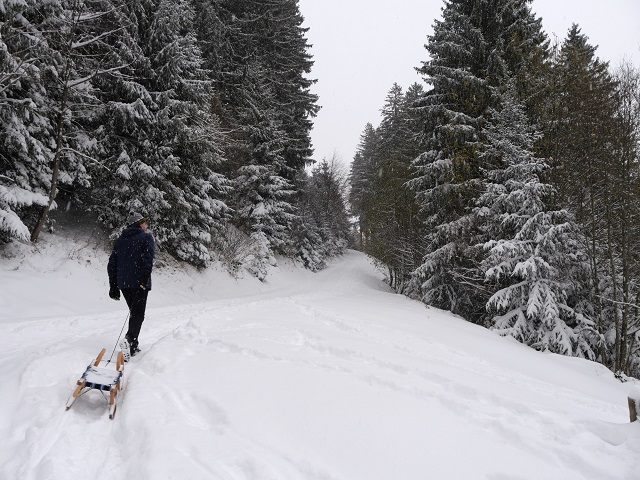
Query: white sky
299 0 640 167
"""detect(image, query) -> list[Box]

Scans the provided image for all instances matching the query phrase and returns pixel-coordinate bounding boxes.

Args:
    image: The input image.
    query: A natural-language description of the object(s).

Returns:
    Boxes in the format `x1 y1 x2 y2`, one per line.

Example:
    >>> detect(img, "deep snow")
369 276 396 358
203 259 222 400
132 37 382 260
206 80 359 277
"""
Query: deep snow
1 227 639 480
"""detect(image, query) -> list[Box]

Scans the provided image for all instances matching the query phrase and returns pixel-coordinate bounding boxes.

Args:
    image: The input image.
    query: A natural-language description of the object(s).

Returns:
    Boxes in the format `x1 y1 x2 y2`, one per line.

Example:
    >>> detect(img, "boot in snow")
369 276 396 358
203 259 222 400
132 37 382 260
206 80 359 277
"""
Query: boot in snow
119 337 131 362
130 338 141 357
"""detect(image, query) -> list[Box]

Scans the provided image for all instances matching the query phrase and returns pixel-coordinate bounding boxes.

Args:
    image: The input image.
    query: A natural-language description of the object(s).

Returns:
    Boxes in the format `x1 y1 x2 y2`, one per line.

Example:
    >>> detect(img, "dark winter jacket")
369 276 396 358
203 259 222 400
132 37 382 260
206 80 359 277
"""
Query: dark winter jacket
107 225 155 290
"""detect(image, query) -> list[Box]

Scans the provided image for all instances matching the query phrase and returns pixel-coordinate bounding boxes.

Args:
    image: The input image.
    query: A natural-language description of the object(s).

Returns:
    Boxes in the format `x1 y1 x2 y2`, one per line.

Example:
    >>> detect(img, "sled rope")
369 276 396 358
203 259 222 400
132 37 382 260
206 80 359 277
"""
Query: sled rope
107 311 130 365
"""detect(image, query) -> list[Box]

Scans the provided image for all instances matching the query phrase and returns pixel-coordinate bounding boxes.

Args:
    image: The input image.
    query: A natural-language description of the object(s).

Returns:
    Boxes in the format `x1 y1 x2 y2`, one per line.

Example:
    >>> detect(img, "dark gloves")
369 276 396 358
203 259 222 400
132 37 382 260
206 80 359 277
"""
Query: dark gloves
109 284 120 300
139 272 150 290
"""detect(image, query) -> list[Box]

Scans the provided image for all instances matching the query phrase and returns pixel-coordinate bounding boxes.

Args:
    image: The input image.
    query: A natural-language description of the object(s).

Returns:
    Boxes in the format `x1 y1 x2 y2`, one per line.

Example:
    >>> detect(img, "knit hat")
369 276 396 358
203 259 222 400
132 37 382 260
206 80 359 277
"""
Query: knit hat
126 211 146 227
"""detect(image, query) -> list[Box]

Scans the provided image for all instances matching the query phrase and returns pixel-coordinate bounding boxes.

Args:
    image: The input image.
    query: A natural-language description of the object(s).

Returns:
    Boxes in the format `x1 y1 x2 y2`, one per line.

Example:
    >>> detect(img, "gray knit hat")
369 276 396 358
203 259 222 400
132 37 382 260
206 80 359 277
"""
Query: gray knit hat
126 211 146 226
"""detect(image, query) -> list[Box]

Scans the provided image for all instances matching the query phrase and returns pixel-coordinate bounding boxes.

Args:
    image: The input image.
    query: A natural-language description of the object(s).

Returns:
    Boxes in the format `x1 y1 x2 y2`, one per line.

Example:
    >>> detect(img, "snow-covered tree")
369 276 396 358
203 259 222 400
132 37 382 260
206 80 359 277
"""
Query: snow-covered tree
0 0 54 241
349 123 379 226
292 156 351 271
1 0 120 242
29 0 130 242
408 0 491 318
356 84 425 293
90 0 230 266
538 25 640 372
191 0 318 261
408 0 549 321
478 85 599 357
232 163 296 253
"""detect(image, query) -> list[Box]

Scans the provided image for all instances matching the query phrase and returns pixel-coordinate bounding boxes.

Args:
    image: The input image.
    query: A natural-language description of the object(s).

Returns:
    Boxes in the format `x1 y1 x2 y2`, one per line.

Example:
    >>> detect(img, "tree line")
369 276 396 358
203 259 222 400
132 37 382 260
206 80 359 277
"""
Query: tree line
350 0 640 376
0 0 351 276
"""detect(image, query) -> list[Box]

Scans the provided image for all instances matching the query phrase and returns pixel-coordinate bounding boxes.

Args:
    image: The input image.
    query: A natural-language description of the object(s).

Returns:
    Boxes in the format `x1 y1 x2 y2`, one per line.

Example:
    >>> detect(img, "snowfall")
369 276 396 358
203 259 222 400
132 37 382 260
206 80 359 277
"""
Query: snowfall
1 222 639 480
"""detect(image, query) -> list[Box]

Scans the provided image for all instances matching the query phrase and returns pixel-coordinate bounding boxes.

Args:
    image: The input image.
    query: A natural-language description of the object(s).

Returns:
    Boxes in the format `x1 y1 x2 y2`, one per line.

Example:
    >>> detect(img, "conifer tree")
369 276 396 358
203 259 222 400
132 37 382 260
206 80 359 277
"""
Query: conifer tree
408 0 491 317
360 84 424 292
409 0 548 320
0 0 55 240
0 0 124 242
90 0 230 266
349 123 380 248
191 0 318 259
293 157 351 270
478 85 599 357
539 25 638 371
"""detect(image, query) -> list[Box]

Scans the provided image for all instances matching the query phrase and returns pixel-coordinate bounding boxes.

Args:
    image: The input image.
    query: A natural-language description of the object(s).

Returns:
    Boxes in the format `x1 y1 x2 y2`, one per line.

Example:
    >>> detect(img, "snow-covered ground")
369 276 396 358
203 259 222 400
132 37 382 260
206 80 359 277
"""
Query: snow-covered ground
1 228 639 480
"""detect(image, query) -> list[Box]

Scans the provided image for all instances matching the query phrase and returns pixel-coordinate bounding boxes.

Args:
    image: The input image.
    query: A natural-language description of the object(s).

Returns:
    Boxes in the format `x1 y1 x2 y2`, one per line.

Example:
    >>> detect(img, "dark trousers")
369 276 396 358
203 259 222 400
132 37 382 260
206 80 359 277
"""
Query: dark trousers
122 288 149 342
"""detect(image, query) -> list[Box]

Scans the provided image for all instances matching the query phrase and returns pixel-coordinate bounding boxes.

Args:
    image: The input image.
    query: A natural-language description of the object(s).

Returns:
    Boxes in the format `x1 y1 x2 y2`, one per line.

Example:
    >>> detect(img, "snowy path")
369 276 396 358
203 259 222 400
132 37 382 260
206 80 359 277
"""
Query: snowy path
0 250 638 480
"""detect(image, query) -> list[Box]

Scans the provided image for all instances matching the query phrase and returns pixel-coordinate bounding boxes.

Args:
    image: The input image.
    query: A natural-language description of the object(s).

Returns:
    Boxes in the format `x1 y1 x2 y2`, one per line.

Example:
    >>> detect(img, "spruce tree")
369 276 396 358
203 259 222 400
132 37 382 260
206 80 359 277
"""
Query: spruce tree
0 0 55 240
91 0 230 266
349 123 380 249
478 85 599 357
408 0 491 318
0 0 124 242
409 0 548 320
360 84 425 292
191 0 318 259
293 157 351 270
539 25 636 371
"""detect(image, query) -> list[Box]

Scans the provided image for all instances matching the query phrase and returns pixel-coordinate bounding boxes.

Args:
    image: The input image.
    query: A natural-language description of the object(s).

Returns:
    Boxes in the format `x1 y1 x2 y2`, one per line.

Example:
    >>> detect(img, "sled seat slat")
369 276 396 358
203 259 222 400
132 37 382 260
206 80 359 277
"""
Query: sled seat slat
81 365 123 391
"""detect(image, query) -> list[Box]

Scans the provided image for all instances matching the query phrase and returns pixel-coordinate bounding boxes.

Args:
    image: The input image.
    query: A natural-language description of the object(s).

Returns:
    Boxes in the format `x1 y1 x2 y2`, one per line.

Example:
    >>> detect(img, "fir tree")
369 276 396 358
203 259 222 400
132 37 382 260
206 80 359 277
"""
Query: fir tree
31 0 129 241
539 25 636 371
349 124 378 218
408 0 492 318
1 0 123 242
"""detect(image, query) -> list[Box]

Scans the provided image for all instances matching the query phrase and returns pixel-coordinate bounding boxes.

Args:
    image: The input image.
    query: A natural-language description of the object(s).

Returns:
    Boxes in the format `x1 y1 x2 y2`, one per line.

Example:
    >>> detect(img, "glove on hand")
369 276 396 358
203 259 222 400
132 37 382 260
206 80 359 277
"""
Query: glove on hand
139 273 150 290
109 284 120 300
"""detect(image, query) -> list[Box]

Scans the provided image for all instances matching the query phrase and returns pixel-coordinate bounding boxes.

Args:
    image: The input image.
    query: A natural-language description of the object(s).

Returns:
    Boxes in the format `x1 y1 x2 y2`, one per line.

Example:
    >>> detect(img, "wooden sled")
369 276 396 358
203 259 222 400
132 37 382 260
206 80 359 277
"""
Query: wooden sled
65 348 125 419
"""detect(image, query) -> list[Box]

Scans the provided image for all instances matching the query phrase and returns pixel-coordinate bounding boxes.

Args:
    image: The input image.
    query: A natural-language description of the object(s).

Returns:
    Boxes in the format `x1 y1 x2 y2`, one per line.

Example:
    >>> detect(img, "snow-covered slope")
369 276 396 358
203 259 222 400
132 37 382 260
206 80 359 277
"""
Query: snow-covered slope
0 230 638 480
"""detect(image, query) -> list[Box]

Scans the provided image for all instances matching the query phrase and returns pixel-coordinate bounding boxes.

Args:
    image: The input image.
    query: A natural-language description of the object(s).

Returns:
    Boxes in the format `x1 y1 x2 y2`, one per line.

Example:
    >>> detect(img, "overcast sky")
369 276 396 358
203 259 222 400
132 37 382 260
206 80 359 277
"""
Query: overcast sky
298 0 640 168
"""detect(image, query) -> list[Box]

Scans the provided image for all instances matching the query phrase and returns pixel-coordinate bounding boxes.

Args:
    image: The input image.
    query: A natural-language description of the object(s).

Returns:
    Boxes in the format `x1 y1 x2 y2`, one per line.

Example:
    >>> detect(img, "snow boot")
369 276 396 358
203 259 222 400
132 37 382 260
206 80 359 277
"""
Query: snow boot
118 337 131 362
130 338 141 357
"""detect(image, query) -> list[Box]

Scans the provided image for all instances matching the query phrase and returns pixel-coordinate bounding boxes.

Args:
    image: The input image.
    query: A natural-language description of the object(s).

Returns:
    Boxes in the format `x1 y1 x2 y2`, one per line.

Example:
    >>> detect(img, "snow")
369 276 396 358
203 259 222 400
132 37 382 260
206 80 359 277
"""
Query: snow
1 229 639 480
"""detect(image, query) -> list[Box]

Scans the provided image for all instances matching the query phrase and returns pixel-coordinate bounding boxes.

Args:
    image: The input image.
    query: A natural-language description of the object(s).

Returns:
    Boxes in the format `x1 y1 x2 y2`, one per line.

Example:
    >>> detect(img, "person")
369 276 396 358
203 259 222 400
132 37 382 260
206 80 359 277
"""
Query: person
107 211 155 360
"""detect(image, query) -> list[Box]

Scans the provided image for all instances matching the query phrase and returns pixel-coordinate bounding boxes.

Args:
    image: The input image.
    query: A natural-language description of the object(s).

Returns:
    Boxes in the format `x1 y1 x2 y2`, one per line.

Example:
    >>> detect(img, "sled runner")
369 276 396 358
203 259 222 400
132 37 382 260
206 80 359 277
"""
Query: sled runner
65 348 125 419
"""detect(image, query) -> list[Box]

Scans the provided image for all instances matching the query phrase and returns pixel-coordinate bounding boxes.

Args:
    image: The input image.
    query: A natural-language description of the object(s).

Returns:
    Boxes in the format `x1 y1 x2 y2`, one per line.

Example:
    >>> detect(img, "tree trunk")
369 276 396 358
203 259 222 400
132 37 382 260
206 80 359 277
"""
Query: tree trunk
30 2 79 242
30 86 68 242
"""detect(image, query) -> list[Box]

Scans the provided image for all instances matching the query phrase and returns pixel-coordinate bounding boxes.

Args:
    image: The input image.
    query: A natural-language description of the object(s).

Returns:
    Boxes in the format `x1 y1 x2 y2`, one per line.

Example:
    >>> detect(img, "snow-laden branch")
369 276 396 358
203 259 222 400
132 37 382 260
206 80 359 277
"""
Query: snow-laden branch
71 27 124 50
59 148 111 171
76 8 117 23
66 63 130 88
0 175 16 184
596 295 640 310
0 56 38 98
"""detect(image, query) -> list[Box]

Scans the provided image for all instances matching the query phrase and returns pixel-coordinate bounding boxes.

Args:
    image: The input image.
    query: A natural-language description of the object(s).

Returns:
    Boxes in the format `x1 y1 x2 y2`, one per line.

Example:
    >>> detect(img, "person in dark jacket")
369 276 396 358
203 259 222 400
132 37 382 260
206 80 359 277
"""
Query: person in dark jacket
107 211 155 359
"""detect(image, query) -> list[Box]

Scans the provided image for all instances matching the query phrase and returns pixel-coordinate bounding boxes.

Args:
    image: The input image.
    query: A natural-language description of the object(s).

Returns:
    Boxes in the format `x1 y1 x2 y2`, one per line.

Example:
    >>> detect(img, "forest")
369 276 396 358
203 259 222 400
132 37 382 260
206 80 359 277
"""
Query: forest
0 0 350 279
1 1 639 376
350 2 640 376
